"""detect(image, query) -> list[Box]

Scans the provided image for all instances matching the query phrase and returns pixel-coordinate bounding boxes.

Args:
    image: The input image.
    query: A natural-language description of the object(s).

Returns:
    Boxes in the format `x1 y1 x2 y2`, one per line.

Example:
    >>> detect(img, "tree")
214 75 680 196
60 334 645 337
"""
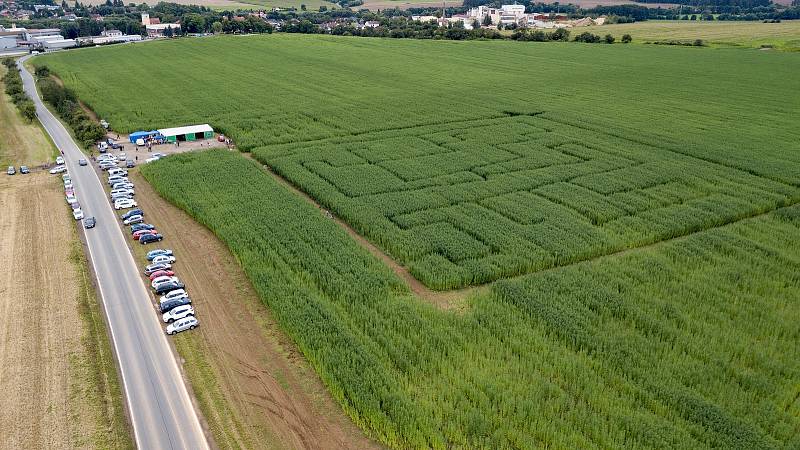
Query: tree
34 66 50 78
164 25 173 37
212 21 223 34
621 33 632 43
21 101 37 122
550 28 569 41
472 19 480 29
482 14 492 26
604 34 615 44
300 3 306 10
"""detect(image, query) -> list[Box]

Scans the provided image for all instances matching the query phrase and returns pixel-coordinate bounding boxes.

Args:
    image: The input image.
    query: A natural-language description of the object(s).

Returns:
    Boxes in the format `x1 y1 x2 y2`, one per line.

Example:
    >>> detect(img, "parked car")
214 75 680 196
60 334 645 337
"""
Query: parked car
145 156 161 163
49 165 66 174
130 223 155 233
146 248 173 260
19 166 29 174
140 233 164 245
133 229 158 240
117 153 127 161
70 201 81 211
73 209 84 220
111 193 133 203
98 141 108 152
62 174 71 182
135 138 145 146
114 198 137 210
159 288 187 304
162 304 195 324
108 168 127 177
78 159 88 166
108 177 128 185
148 269 175 281
111 182 135 190
120 209 143 220
97 154 115 162
56 156 64 165
126 160 135 168
144 262 171 276
152 276 180 289
66 195 78 205
160 297 193 315
151 254 176 265
110 188 134 197
83 216 96 229
123 215 144 226
154 280 185 295
6 166 15 175
166 317 198 335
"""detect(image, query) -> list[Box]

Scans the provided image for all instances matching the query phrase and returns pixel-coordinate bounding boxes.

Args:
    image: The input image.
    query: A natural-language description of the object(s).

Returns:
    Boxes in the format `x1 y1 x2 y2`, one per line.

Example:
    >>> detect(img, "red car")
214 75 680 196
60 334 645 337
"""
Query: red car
148 269 175 281
133 229 158 240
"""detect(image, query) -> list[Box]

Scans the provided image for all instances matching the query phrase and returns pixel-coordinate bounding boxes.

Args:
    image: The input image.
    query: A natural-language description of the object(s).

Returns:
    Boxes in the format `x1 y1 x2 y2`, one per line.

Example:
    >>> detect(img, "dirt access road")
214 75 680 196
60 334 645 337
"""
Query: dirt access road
0 173 131 449
129 171 378 450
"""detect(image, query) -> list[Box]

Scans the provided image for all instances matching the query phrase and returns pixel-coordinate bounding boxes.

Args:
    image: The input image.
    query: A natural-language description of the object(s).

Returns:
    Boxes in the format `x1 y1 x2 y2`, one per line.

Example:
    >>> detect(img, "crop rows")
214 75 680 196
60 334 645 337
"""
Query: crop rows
254 114 799 289
142 150 800 449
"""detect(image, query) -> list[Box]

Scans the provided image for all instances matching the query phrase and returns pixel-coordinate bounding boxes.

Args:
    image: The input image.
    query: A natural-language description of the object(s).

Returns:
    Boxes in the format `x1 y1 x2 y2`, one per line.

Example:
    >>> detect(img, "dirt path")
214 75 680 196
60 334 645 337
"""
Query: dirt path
0 173 130 448
255 159 481 310
130 171 379 450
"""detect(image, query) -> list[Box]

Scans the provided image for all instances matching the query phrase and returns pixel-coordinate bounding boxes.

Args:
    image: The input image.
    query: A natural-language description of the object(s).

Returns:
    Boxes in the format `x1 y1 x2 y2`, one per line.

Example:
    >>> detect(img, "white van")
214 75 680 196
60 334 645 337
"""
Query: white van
136 138 145 146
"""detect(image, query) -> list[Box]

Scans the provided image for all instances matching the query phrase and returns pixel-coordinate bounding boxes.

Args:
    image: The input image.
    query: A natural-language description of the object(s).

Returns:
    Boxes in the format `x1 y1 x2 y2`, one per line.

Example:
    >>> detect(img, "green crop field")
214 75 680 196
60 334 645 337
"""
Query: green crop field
40 35 800 447
38 35 800 289
141 149 800 449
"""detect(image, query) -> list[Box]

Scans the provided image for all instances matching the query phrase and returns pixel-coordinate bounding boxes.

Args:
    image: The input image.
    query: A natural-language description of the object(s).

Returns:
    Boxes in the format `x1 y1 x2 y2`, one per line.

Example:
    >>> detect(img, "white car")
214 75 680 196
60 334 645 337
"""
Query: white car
151 254 176 265
98 154 115 162
110 188 134 197
160 289 188 304
151 276 179 289
66 195 78 205
56 156 64 165
114 198 137 210
112 182 134 190
162 304 195 323
108 168 127 177
166 317 198 335
62 174 71 182
136 138 145 146
49 165 66 174
108 177 129 186
73 208 84 220
117 153 127 161
145 156 161 163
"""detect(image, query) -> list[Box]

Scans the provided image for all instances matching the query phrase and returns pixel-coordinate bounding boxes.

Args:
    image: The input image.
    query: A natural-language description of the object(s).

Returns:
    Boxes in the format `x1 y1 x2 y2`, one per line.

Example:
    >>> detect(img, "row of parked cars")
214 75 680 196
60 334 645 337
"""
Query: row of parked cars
58 157 96 227
7 165 30 175
104 160 199 336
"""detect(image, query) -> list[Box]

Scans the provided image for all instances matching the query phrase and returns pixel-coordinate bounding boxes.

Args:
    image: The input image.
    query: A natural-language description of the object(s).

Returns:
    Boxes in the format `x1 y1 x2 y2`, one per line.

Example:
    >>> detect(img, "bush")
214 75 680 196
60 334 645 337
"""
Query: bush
35 72 106 148
574 32 601 43
694 39 705 47
622 34 632 43
604 34 616 44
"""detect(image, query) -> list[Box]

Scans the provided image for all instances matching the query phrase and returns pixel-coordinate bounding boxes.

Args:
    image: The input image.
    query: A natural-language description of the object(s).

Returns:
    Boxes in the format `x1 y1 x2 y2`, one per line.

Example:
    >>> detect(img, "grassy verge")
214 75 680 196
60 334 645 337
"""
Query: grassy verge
69 235 135 449
0 63 58 166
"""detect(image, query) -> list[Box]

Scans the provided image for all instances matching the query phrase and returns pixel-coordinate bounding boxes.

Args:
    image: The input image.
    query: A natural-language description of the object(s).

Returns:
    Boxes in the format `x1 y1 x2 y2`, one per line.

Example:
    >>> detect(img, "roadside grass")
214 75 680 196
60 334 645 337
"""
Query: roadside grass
601 19 800 50
0 64 58 167
69 236 135 449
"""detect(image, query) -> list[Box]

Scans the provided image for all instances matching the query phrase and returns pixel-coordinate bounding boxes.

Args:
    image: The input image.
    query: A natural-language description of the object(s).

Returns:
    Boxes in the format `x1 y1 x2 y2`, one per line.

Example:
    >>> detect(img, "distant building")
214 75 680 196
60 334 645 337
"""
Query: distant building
145 23 180 37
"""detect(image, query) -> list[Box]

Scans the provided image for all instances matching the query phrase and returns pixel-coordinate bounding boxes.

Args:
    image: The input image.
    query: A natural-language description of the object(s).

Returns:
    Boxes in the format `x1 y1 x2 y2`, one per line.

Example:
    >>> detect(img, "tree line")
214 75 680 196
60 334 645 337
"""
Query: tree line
1 59 37 123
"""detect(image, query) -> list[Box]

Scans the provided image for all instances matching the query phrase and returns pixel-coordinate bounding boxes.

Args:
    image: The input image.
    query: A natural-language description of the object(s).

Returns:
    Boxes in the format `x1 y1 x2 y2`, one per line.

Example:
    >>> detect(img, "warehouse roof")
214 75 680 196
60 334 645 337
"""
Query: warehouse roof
157 124 213 137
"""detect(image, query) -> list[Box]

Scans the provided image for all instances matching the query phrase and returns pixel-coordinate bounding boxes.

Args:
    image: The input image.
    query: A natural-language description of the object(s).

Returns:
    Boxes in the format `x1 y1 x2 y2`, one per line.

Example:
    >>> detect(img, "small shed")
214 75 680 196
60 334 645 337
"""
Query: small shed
129 130 161 143
158 124 214 143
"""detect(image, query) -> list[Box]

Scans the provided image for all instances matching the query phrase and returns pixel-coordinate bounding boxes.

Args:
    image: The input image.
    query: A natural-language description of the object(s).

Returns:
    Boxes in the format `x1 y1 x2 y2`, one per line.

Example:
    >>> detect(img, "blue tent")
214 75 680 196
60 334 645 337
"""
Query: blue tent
129 130 161 143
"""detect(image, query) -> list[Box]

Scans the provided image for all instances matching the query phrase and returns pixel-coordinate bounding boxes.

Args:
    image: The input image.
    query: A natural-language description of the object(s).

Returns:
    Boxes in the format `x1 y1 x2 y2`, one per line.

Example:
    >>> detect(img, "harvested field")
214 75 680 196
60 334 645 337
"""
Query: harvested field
0 173 131 449
603 19 800 50
128 170 377 450
0 65 57 167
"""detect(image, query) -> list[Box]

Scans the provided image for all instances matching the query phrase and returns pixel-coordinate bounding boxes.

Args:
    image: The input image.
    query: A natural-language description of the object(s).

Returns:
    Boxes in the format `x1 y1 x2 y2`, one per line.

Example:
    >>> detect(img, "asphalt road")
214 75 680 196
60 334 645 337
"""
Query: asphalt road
18 56 209 450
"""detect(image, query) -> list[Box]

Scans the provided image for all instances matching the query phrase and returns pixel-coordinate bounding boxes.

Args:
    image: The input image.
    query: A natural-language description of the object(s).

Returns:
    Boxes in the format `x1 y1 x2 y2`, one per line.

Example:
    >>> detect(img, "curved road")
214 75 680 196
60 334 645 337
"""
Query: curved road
18 56 209 450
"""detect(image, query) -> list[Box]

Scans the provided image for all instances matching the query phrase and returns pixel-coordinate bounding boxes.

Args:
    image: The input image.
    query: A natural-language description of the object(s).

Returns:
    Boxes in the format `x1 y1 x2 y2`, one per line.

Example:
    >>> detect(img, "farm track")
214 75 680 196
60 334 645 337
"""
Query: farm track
130 171 379 449
254 156 483 310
